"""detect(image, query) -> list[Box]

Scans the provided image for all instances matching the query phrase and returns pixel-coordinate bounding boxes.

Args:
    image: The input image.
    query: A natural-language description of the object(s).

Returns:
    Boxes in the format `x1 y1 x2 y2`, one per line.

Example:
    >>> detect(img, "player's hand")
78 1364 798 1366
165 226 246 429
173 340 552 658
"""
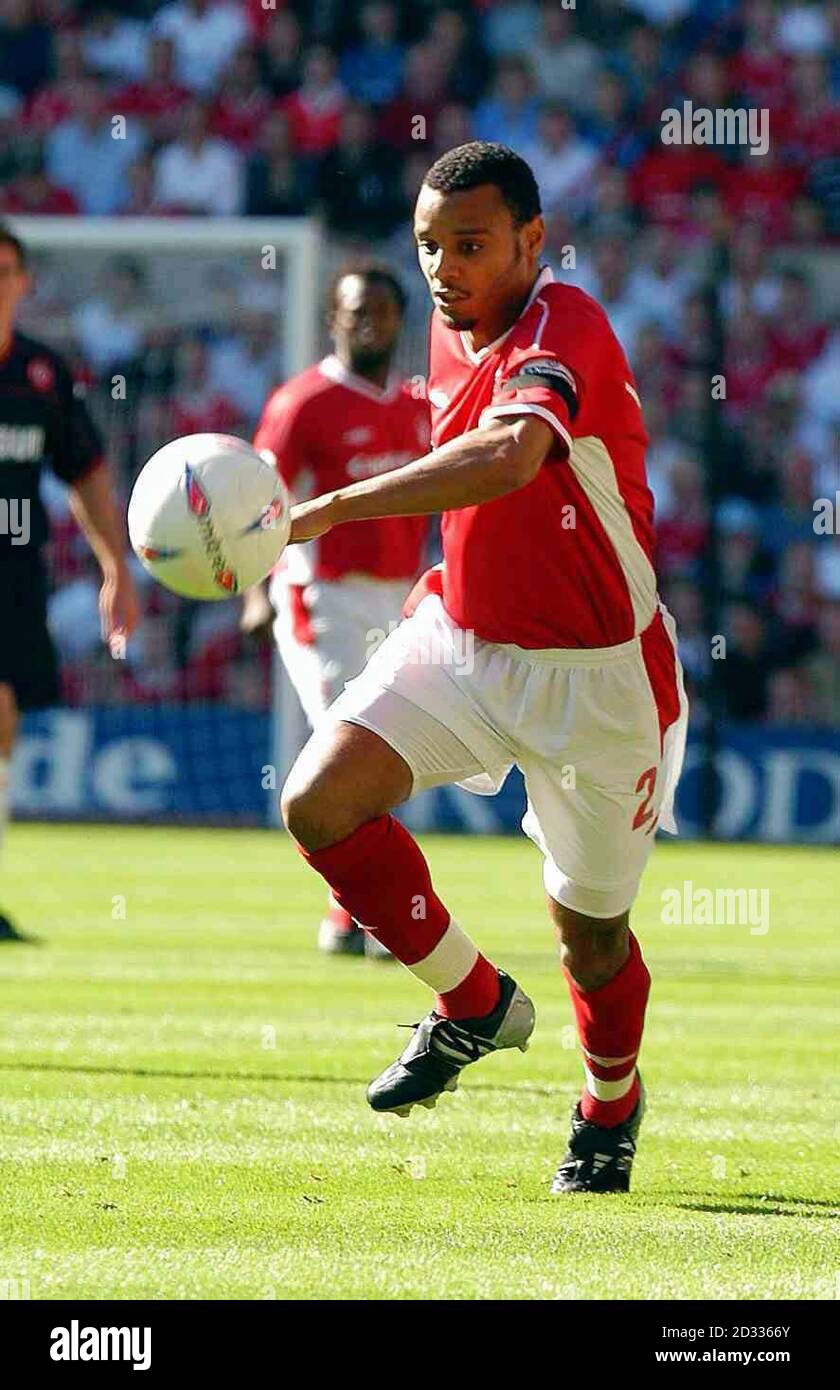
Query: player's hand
100 561 140 655
240 582 275 644
288 496 336 544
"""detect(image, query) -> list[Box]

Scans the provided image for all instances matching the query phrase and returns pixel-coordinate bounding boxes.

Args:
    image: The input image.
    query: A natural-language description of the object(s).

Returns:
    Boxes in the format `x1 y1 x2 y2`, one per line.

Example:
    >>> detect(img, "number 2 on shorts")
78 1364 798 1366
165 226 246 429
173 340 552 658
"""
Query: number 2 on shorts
633 765 658 834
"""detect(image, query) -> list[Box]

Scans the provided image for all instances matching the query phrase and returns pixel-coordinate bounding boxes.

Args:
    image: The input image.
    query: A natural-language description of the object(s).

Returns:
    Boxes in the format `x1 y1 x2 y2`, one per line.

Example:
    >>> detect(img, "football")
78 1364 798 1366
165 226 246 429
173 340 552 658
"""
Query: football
127 433 290 600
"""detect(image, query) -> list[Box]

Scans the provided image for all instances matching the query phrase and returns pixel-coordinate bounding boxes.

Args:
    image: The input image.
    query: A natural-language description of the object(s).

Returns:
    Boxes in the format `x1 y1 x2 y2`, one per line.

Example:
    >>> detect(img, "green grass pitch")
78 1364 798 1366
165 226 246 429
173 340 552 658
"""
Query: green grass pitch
0 824 836 1301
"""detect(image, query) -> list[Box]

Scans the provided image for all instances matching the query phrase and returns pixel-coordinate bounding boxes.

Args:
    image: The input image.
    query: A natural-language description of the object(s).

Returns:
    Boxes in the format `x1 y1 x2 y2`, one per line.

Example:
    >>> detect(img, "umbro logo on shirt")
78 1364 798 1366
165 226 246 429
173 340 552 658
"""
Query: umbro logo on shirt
343 426 373 445
428 388 450 409
346 450 415 479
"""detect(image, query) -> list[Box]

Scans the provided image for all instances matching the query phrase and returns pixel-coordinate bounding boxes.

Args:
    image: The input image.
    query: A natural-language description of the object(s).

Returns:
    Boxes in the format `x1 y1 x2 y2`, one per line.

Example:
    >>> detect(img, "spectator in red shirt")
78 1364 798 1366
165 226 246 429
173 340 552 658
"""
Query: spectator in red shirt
211 43 271 150
630 144 727 230
115 35 191 144
728 0 790 108
378 42 447 151
280 45 345 156
768 269 828 373
780 55 840 164
722 145 805 242
169 335 244 438
244 0 279 42
723 304 777 421
23 30 86 135
655 452 709 580
681 180 731 248
1 152 78 214
682 50 732 112
632 320 680 407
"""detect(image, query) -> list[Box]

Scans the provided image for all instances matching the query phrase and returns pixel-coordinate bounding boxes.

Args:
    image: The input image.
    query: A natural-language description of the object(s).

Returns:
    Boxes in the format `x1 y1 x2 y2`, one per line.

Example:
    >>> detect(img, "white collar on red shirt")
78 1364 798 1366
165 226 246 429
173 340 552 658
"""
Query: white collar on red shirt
318 353 401 403
458 264 555 364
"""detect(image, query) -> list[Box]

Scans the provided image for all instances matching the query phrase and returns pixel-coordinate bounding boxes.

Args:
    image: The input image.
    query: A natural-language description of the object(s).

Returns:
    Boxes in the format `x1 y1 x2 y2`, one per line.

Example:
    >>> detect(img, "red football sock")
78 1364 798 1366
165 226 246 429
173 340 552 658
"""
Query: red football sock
436 955 500 1020
563 932 650 1128
298 815 500 1019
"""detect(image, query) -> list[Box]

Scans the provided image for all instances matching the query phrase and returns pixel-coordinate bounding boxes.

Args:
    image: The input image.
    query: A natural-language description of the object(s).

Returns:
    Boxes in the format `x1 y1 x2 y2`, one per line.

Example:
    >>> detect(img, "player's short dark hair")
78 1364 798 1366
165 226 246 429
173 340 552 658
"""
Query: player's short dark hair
328 261 407 316
422 142 542 227
0 224 27 269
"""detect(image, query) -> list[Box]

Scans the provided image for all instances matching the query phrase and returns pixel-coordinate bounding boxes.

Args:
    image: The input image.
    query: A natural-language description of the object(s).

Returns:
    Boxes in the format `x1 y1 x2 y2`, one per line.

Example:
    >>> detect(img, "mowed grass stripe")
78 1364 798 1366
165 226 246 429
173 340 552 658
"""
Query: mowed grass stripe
0 825 836 1300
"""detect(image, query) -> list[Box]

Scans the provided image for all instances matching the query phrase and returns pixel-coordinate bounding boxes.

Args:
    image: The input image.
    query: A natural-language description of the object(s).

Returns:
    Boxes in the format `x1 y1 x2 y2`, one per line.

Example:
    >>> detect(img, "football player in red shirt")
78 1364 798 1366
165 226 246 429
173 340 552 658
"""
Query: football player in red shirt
246 264 429 956
280 144 688 1193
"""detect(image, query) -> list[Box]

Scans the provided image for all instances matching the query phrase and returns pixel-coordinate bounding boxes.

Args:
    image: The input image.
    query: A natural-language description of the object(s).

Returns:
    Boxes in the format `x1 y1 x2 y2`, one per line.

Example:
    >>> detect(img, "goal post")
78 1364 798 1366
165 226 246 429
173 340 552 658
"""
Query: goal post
7 215 322 378
8 215 321 826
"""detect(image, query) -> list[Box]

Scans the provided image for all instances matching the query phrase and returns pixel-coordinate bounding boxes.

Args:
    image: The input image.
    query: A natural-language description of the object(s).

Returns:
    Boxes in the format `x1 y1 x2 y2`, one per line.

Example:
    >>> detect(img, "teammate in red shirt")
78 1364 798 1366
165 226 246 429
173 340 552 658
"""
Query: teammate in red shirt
280 144 688 1194
246 264 429 956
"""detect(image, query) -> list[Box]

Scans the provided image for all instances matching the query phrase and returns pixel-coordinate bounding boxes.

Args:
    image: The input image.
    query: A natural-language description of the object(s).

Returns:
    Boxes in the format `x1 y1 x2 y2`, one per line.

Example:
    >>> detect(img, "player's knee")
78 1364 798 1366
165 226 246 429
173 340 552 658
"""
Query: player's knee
0 682 18 756
549 899 630 990
280 774 361 852
280 778 319 846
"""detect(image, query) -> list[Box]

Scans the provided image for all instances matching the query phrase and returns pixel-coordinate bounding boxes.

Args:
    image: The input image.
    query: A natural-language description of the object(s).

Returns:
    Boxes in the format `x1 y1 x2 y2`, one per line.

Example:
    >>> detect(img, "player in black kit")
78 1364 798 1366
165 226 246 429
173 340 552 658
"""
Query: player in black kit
0 226 139 939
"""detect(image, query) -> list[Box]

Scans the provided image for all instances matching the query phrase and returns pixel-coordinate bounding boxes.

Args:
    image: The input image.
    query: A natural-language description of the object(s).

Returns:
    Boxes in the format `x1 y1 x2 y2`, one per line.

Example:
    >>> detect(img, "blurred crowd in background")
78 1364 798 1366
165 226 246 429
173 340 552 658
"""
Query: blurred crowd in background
1 0 838 728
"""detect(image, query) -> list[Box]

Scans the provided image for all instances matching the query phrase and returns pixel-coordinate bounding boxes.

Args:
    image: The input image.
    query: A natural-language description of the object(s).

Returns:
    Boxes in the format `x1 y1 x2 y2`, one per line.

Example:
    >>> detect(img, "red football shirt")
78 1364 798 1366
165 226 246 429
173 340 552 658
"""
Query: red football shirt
253 355 430 584
427 267 657 649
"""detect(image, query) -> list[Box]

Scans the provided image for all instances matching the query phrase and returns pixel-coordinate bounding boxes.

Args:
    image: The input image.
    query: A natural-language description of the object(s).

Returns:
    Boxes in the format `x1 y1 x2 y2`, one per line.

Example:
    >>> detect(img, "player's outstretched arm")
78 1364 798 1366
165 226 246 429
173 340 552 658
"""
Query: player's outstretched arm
288 415 555 544
70 463 140 648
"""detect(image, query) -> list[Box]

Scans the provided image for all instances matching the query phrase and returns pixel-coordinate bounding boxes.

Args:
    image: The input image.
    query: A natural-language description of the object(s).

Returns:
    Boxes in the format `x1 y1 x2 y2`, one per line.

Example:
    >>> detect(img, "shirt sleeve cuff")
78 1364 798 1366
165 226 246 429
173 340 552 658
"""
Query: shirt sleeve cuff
477 403 573 455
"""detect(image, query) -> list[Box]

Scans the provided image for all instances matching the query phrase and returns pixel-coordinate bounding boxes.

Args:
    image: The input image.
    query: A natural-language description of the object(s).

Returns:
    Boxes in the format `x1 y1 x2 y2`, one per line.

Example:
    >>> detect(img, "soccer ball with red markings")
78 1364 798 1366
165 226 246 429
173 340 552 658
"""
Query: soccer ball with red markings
128 434 290 600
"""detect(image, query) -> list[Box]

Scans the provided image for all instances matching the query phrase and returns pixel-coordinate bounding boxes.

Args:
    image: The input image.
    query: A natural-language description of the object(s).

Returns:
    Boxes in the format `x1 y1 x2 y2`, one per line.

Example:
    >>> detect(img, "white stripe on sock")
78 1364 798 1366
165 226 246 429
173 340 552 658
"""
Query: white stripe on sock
584 1063 637 1102
582 1048 638 1067
407 917 478 993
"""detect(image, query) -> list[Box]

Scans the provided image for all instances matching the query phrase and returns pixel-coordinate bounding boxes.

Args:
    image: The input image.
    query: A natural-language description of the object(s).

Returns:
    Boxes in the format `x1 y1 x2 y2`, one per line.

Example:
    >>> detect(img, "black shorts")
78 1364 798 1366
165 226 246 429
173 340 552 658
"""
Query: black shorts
0 559 60 710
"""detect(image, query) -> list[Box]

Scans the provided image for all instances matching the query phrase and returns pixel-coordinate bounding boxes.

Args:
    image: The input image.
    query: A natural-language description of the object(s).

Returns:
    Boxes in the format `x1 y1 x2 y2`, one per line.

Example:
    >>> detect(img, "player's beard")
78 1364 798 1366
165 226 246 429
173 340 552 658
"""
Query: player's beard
348 346 394 372
440 306 478 331
439 239 525 334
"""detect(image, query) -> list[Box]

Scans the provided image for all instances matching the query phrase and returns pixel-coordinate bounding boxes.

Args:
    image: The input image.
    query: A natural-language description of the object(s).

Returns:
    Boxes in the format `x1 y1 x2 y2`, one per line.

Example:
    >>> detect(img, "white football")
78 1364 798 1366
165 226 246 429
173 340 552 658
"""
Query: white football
127 433 290 600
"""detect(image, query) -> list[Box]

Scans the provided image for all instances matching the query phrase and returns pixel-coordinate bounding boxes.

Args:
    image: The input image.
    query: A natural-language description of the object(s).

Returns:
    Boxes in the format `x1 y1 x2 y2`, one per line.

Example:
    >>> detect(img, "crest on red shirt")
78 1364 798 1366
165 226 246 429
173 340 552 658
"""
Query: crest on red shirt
27 357 55 392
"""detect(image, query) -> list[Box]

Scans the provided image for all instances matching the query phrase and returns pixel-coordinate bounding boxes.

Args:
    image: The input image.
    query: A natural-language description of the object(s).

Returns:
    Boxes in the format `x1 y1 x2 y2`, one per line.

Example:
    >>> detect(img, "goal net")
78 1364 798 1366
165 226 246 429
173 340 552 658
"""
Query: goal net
8 215 320 826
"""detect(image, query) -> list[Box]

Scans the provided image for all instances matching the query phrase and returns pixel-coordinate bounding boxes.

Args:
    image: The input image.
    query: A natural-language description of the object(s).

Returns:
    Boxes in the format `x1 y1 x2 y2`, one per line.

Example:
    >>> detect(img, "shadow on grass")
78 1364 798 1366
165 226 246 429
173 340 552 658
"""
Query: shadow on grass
677 1196 838 1218
0 1059 563 1099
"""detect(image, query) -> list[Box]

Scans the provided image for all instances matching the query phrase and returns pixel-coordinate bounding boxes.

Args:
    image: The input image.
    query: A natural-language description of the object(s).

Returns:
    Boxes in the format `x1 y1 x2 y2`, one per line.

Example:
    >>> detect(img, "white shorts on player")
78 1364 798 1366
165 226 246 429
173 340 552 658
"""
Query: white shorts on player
327 592 689 919
269 571 411 728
